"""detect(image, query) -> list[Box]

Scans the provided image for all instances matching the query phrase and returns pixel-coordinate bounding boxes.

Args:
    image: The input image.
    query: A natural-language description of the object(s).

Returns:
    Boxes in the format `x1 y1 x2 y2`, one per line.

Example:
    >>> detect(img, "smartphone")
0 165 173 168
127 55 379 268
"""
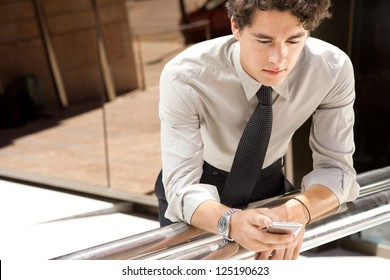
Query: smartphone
266 222 303 237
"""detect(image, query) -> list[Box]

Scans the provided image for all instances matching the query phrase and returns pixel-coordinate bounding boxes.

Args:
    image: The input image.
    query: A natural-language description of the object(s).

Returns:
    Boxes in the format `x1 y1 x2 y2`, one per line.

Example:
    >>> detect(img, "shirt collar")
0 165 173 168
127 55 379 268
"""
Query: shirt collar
232 42 291 101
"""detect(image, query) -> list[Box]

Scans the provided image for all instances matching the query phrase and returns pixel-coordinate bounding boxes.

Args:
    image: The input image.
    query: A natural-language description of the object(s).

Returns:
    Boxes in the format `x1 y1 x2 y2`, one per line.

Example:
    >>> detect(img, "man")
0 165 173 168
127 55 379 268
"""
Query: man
155 0 360 260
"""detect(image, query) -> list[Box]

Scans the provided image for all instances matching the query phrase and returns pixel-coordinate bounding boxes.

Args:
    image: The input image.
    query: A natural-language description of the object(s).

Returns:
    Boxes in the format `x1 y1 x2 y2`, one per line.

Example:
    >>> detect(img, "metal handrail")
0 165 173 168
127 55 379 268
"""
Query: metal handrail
53 166 390 260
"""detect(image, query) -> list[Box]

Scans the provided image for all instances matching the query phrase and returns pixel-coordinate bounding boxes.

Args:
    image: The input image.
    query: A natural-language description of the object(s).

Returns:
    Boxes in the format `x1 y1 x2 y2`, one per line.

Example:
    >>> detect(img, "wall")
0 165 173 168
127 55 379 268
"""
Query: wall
0 0 139 109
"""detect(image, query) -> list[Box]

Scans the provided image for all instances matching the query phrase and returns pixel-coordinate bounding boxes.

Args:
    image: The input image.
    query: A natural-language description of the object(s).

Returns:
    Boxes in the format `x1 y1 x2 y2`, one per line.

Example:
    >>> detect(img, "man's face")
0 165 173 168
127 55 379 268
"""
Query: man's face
232 10 309 87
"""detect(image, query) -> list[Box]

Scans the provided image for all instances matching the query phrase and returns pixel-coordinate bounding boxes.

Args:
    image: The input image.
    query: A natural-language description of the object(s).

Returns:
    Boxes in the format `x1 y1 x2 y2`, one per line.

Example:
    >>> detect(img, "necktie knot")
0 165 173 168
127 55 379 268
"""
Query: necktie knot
256 86 273 106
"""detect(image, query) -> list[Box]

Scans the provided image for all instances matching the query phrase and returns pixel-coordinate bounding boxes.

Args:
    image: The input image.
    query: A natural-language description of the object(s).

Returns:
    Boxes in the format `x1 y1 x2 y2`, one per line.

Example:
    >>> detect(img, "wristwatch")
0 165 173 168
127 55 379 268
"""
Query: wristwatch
217 208 241 241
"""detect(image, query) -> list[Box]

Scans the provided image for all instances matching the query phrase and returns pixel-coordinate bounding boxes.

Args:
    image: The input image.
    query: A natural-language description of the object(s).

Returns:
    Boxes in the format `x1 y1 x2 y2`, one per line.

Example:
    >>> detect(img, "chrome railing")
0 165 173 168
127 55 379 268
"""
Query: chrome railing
54 166 390 260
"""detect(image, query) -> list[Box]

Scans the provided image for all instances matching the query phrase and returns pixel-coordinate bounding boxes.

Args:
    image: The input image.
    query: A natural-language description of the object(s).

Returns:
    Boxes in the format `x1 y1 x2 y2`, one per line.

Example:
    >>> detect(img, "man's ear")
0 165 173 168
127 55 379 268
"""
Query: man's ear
231 17 240 39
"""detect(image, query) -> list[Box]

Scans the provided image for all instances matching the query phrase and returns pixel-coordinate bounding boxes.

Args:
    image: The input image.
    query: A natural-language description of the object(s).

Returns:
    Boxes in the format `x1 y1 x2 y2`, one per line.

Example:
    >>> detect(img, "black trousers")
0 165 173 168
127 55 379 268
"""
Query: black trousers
154 158 294 227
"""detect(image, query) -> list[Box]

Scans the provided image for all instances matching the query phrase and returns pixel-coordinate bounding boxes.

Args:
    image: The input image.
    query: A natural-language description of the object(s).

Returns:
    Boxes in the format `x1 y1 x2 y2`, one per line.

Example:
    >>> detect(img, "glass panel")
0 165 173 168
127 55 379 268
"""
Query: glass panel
0 0 109 189
352 0 390 173
104 0 185 195
4 0 388 203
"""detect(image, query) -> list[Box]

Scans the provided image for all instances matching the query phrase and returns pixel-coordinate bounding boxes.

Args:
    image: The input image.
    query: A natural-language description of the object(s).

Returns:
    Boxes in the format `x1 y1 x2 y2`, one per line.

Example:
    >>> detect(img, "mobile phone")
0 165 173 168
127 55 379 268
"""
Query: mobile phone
266 222 303 237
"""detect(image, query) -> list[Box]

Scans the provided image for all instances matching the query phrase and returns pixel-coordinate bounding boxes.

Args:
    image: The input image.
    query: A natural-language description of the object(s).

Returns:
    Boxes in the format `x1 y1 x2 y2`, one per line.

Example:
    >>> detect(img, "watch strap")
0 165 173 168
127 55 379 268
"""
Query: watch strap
219 208 241 241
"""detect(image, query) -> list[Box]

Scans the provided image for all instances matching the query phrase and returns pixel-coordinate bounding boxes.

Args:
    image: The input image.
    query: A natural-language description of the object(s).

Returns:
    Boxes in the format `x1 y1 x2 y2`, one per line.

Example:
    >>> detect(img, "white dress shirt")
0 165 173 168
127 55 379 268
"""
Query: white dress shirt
159 35 360 224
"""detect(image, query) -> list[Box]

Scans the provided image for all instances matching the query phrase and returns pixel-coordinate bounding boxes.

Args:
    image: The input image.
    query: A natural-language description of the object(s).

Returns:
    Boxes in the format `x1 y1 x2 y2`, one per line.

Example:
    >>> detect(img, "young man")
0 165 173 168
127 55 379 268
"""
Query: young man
155 0 360 260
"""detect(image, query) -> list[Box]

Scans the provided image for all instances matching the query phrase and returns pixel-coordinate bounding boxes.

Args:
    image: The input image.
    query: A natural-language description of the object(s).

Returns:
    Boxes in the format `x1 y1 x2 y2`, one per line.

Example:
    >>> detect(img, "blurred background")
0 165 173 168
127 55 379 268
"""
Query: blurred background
0 0 389 259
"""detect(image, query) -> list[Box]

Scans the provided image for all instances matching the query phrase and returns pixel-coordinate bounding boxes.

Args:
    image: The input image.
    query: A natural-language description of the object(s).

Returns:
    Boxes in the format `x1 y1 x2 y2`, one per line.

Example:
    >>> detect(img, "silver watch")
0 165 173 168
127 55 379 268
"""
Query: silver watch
217 208 241 241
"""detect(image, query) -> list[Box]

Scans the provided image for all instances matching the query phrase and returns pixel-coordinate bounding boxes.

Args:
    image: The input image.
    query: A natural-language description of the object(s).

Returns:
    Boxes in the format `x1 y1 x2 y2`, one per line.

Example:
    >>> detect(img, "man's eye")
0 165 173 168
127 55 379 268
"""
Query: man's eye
288 40 300 44
258 40 271 44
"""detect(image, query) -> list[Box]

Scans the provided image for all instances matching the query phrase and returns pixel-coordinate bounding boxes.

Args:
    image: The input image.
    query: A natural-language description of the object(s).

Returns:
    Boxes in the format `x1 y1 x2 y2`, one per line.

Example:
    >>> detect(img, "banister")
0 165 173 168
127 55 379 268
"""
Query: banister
53 166 390 260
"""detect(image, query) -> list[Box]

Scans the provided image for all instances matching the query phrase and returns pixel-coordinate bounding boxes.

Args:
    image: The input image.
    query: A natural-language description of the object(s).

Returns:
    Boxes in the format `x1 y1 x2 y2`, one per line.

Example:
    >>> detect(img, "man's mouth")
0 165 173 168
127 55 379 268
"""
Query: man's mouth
263 69 286 75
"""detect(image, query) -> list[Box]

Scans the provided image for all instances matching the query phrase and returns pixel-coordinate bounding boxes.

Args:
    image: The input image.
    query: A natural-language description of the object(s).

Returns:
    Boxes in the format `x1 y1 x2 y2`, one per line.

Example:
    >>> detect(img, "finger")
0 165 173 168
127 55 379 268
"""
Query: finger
256 208 280 221
270 249 285 260
261 231 297 246
292 243 302 259
283 247 294 260
256 250 273 260
250 211 272 228
291 229 304 259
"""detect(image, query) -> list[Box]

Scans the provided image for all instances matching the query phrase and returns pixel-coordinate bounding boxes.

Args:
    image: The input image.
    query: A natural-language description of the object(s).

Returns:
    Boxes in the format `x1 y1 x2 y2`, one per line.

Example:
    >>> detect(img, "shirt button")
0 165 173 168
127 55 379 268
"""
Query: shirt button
212 171 218 176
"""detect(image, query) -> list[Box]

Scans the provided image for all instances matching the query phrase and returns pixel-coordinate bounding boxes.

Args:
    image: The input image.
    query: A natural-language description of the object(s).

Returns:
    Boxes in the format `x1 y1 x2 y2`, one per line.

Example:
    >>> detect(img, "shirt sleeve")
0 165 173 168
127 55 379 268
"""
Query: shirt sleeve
302 55 360 203
159 65 220 224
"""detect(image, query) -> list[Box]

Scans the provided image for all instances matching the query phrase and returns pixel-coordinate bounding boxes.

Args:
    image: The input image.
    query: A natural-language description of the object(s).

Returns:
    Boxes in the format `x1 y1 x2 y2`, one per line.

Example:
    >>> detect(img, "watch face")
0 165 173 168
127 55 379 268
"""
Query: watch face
218 216 228 234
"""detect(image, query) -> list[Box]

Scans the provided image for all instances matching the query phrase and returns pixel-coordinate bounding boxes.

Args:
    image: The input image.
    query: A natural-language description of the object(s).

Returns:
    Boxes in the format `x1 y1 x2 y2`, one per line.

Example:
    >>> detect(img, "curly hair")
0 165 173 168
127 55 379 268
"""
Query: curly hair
226 0 332 31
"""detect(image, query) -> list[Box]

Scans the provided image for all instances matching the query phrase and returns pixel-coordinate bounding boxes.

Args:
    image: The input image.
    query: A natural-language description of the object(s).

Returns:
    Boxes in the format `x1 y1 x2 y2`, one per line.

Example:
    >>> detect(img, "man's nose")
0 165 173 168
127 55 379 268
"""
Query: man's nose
268 44 287 65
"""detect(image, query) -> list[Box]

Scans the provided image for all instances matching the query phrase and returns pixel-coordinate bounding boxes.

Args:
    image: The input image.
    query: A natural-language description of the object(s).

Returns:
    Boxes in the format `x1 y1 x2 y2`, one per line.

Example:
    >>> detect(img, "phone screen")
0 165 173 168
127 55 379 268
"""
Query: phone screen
266 222 303 237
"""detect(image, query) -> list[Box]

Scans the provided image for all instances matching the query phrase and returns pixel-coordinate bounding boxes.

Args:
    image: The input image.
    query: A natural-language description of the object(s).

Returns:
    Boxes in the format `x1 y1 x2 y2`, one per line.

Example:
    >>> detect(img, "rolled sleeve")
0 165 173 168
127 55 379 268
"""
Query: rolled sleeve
302 56 360 204
302 168 359 203
165 183 220 224
160 66 220 224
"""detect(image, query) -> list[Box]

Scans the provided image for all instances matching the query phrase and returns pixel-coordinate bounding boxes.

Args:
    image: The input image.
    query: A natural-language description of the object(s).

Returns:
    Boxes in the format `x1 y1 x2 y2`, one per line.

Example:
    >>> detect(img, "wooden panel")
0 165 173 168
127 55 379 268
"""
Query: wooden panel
0 0 139 106
0 1 35 22
97 4 127 24
0 20 40 44
96 0 119 6
101 22 131 60
0 44 18 85
101 22 139 93
16 39 58 105
51 29 98 71
45 0 138 102
63 66 103 102
110 58 139 94
47 10 95 34
42 0 91 15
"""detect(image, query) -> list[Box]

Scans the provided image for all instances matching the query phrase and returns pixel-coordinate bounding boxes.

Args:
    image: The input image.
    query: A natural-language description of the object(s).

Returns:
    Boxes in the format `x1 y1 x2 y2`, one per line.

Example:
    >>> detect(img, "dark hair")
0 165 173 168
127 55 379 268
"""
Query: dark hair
226 0 332 31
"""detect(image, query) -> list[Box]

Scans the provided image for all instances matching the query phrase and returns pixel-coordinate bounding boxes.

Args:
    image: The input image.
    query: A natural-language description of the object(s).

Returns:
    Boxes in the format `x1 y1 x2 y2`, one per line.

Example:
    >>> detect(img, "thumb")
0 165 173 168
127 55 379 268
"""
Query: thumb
261 216 273 228
253 212 272 228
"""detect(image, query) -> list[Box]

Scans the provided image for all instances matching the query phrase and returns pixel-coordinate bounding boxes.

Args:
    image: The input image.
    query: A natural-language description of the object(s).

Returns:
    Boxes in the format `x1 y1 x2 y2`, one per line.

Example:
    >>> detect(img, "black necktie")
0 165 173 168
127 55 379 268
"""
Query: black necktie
221 86 273 207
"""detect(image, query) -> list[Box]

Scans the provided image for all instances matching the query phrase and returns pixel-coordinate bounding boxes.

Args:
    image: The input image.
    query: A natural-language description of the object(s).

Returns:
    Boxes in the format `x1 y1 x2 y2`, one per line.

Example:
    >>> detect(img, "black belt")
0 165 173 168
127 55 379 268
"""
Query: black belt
200 158 288 208
154 158 293 226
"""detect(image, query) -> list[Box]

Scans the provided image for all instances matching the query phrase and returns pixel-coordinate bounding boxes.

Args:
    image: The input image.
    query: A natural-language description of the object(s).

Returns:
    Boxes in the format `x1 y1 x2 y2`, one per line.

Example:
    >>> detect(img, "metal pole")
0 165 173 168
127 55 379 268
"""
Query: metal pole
53 166 390 260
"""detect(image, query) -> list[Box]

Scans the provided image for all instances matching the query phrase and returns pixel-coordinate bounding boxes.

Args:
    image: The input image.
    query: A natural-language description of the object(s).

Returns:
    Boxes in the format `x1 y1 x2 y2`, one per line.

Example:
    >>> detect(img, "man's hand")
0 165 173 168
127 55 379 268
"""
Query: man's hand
190 185 339 260
255 226 304 260
229 208 299 255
